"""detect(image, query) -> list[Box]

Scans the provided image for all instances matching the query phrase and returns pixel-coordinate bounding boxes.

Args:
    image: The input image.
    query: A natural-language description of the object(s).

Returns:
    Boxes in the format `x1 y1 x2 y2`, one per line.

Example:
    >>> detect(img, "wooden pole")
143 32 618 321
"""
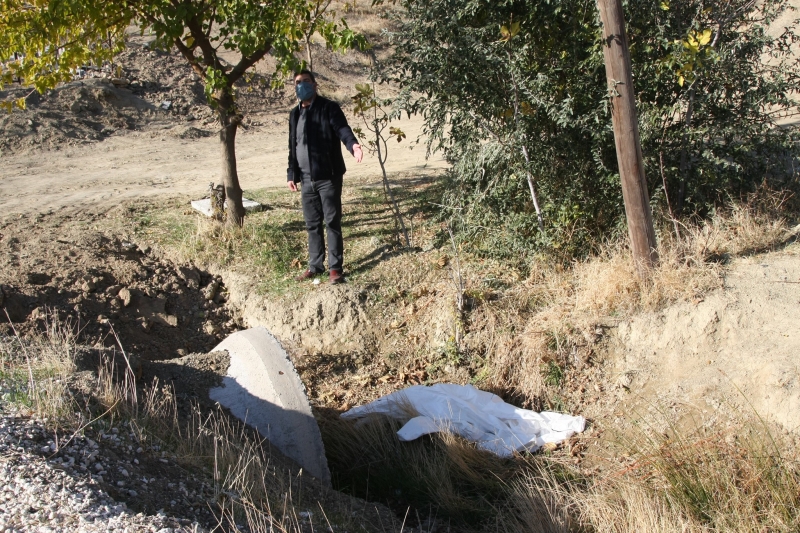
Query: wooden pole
597 0 658 276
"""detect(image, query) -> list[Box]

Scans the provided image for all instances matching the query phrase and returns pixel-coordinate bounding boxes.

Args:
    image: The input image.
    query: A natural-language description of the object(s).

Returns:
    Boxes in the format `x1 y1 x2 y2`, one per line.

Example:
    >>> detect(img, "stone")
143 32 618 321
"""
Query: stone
202 280 219 302
118 288 132 307
81 280 96 293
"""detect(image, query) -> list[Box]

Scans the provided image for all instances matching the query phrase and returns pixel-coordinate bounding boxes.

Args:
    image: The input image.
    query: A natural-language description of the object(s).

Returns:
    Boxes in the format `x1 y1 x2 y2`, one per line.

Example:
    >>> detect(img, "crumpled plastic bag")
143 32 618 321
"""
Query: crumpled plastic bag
341 383 585 457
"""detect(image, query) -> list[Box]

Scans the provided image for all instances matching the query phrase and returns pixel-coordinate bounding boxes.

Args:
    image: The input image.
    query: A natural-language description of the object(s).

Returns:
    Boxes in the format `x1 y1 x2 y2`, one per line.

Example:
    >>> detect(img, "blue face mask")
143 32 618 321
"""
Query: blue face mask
295 81 315 101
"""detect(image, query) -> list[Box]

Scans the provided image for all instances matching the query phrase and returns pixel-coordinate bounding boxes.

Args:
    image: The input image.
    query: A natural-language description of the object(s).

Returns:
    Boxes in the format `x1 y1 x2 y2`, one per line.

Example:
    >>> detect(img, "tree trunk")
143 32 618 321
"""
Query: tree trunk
597 0 658 277
374 119 410 247
304 34 313 72
217 90 246 227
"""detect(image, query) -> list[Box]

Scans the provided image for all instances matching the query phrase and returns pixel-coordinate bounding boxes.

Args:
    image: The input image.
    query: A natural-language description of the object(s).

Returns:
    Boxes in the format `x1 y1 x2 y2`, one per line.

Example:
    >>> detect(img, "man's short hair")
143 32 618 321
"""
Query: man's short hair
294 69 316 83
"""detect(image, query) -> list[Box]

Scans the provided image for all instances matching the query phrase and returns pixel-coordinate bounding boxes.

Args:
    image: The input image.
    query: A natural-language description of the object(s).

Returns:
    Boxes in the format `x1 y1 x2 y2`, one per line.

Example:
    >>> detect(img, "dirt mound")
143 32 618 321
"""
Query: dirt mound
0 214 240 361
222 271 372 355
606 245 800 432
0 79 160 153
0 43 295 155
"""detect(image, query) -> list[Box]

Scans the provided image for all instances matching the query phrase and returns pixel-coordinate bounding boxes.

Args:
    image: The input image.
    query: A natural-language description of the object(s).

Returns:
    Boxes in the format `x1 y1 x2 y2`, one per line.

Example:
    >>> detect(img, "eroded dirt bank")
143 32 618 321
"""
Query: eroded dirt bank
607 246 800 432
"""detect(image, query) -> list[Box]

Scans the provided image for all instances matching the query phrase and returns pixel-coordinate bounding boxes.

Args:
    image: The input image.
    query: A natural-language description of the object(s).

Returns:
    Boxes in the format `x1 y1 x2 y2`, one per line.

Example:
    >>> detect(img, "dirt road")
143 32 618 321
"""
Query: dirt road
0 112 445 217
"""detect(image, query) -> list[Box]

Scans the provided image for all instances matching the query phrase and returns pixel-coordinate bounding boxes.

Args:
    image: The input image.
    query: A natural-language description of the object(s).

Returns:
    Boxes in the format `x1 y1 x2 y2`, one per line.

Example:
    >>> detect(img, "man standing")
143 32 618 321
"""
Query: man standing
287 70 363 284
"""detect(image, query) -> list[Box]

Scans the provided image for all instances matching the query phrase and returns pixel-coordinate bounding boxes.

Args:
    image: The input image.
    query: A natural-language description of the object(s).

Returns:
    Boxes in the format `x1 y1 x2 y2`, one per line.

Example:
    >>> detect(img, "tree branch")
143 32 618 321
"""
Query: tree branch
173 37 205 78
183 10 224 72
227 43 273 84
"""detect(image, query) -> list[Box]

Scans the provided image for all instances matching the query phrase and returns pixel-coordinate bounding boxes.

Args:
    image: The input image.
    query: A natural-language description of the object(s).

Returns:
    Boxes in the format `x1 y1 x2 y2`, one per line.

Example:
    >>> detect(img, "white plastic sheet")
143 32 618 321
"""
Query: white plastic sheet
341 384 585 457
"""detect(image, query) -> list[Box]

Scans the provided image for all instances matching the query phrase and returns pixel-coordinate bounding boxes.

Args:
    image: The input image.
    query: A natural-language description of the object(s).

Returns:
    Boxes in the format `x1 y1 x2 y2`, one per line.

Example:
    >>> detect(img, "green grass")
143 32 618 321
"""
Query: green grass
129 170 448 296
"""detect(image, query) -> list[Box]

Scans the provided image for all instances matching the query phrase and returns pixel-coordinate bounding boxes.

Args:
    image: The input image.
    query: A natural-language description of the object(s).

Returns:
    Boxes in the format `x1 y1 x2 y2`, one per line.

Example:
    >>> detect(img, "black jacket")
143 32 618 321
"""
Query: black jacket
287 96 359 183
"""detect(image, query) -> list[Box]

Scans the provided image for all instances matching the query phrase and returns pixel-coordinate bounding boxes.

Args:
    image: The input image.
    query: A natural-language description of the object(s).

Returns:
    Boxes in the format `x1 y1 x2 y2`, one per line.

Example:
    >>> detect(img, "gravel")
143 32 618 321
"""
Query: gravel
0 416 211 532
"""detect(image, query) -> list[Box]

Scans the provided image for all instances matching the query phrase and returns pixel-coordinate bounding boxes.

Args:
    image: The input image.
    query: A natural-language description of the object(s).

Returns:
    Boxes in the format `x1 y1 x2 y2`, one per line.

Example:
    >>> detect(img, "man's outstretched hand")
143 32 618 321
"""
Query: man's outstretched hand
353 144 363 163
287 181 298 192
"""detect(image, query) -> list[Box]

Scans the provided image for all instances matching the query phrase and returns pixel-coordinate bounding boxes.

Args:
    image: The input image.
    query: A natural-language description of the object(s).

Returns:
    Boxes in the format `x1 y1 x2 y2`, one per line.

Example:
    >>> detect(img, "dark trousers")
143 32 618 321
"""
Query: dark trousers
300 176 343 273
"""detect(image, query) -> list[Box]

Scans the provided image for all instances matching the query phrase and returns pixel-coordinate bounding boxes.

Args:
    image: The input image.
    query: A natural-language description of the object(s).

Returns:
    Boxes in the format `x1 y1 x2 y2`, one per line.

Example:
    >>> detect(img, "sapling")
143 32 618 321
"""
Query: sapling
351 82 410 247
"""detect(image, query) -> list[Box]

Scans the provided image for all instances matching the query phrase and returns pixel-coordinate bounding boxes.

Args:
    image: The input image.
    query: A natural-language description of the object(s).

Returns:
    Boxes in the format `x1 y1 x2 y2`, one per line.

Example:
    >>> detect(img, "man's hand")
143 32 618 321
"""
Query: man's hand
287 181 298 192
353 144 363 163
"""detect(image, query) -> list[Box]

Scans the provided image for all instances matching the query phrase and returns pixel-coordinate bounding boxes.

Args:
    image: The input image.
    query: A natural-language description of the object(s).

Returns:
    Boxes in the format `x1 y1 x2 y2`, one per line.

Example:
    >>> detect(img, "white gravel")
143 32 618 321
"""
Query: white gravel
0 416 209 533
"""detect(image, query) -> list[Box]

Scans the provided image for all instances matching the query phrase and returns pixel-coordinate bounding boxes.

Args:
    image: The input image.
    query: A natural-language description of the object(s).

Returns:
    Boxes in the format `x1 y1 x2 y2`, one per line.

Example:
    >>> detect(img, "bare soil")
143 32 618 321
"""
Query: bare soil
607 246 800 433
0 213 238 361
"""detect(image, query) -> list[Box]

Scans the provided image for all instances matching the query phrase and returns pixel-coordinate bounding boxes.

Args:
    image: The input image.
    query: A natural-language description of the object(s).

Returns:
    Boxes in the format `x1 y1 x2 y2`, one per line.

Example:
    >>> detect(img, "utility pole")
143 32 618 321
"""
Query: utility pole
597 0 658 277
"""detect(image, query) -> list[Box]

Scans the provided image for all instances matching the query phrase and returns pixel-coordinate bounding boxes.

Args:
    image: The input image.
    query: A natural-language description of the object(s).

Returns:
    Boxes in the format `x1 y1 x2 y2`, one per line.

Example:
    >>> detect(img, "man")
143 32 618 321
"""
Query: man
287 70 363 284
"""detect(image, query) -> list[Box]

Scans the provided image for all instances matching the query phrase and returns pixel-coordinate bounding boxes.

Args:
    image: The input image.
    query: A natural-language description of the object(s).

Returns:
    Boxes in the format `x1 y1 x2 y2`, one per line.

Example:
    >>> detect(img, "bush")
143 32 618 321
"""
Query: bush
381 0 800 260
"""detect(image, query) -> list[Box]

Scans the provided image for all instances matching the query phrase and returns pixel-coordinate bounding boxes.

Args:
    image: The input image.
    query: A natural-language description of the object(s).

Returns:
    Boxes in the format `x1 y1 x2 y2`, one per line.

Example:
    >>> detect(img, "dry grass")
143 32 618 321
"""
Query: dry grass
562 414 800 532
0 312 79 423
321 410 580 531
472 191 795 402
0 315 388 533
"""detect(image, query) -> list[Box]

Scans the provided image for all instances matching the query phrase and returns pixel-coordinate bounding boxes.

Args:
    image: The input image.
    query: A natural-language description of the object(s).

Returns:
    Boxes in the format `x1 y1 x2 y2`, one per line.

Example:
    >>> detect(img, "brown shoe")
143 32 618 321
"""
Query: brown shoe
329 269 345 284
296 269 320 282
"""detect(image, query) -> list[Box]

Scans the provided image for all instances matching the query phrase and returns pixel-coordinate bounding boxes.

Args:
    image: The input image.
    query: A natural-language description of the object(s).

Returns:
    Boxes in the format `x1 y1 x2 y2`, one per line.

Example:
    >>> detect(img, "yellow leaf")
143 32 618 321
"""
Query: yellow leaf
698 29 712 46
15 97 26 110
510 21 520 37
678 75 685 87
660 1 669 9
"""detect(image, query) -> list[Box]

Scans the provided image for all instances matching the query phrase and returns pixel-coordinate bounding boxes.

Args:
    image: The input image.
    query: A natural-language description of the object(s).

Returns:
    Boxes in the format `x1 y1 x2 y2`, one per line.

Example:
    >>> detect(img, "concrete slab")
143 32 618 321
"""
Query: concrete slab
208 327 330 485
190 197 262 217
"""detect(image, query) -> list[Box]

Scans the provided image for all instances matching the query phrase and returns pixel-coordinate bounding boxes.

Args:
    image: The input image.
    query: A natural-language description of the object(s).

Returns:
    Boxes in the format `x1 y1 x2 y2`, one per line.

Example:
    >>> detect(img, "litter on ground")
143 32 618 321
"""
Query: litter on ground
341 383 585 457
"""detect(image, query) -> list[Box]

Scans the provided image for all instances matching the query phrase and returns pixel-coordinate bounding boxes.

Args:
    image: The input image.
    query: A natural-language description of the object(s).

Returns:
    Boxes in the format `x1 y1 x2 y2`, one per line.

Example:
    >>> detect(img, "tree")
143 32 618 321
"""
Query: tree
380 0 800 262
0 0 364 225
351 81 410 247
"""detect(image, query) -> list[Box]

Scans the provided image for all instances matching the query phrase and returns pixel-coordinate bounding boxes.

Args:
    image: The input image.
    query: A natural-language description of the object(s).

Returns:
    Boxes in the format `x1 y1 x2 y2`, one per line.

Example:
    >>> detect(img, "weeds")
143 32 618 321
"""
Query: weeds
0 315 388 532
564 413 800 532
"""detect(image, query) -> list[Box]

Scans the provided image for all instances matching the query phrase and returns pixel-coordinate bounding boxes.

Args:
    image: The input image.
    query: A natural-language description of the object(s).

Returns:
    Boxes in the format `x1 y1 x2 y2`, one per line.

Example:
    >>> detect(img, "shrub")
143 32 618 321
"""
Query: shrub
381 0 800 260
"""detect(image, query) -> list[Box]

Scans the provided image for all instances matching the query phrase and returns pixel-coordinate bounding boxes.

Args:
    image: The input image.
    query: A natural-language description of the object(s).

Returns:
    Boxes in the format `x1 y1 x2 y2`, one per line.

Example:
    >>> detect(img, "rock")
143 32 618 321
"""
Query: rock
202 280 220 301
81 280 96 293
30 307 44 320
126 291 178 327
616 372 634 390
203 321 220 336
118 288 132 307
